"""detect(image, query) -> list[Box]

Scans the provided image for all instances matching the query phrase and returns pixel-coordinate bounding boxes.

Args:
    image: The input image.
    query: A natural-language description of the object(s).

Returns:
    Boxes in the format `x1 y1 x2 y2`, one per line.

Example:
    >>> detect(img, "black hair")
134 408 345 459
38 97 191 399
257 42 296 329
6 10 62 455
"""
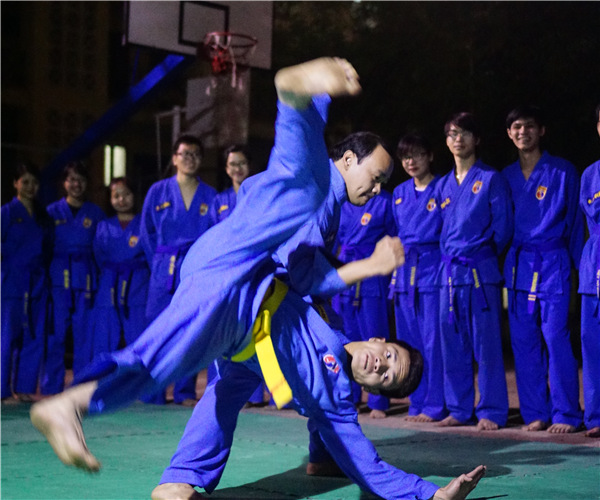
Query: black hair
505 105 546 129
172 134 204 158
13 162 41 183
223 144 252 165
329 131 391 164
444 112 481 140
378 340 424 399
61 160 89 182
106 177 139 216
396 134 433 160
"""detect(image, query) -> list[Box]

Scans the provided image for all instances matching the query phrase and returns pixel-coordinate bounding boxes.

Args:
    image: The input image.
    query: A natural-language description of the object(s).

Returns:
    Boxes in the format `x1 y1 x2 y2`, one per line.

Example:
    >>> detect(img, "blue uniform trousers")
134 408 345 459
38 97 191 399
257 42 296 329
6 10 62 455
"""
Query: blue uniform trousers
581 294 600 430
333 295 390 411
1 295 47 397
93 304 148 356
508 290 582 427
439 284 508 426
394 291 446 420
42 289 93 394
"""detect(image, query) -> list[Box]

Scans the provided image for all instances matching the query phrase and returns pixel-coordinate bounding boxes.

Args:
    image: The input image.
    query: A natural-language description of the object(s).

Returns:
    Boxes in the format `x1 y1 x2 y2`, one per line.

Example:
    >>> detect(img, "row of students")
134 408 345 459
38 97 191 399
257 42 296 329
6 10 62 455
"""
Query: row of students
335 104 599 438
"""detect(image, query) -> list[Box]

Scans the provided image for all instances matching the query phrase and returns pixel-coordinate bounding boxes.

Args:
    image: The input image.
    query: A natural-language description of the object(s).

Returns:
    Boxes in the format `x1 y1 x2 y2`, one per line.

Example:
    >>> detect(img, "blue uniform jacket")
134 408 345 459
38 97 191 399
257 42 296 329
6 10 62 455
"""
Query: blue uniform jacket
208 187 237 226
46 198 105 291
435 160 514 285
390 178 442 293
502 151 584 294
93 215 150 308
139 176 216 296
335 190 396 298
1 197 50 299
579 160 600 295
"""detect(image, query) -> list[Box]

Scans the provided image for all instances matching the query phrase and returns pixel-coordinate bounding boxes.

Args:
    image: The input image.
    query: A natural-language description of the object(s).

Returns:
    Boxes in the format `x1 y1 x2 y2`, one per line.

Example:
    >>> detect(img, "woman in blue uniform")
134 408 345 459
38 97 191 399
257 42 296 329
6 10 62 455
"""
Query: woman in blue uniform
390 134 446 423
42 161 105 394
139 135 217 405
93 177 149 357
1 163 50 401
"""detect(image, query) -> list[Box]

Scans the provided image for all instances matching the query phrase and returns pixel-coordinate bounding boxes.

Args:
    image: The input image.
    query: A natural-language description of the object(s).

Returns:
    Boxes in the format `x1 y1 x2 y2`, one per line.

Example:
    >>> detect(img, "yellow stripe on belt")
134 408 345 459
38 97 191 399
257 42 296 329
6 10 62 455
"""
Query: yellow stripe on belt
229 279 292 409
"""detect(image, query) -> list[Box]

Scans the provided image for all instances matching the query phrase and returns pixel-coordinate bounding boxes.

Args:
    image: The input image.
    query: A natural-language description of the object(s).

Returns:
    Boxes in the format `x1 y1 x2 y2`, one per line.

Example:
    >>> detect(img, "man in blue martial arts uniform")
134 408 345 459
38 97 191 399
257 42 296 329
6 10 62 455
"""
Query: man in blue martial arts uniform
31 58 485 500
503 105 584 434
579 103 600 438
332 189 396 418
436 112 513 431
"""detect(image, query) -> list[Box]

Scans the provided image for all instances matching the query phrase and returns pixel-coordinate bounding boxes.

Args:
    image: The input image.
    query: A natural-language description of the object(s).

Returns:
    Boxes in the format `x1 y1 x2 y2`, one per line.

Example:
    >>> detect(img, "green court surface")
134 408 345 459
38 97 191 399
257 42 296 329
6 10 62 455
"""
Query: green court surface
2 402 599 500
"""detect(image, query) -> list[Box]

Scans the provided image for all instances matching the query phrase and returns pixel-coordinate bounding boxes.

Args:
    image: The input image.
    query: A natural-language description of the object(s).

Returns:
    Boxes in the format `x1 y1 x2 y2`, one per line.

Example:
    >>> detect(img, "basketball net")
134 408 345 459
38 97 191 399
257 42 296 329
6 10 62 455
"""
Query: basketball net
200 32 258 89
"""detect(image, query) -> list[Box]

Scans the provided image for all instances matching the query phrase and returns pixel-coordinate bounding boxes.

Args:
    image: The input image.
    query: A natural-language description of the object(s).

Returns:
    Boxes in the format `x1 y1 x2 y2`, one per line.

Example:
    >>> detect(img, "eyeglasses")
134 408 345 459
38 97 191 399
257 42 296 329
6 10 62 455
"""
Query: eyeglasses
401 151 428 162
177 151 201 160
447 130 473 140
228 160 249 168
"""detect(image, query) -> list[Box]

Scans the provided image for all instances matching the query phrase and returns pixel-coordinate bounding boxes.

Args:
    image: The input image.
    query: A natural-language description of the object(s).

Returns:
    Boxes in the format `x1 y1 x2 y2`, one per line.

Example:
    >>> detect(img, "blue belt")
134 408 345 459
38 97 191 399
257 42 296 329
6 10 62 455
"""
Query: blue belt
442 246 495 324
155 241 194 293
511 239 566 313
104 260 148 308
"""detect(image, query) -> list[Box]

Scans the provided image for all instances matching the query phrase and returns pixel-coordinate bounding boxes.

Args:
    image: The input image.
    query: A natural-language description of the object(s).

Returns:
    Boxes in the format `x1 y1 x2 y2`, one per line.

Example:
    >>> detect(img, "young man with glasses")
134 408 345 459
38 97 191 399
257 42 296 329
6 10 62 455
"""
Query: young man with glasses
502 105 584 434
435 112 513 431
138 134 217 406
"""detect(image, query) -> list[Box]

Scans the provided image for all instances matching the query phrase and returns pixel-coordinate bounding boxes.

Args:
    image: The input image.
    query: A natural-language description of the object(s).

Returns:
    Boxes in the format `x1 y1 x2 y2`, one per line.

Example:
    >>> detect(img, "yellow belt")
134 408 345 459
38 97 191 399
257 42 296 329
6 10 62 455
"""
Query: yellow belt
229 279 292 409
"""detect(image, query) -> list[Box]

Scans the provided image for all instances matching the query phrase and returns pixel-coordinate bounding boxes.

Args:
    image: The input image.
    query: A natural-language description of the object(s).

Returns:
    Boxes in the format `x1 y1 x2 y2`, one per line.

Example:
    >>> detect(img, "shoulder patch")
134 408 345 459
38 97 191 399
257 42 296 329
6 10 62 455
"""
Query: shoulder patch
155 201 171 212
323 354 340 374
472 180 482 194
426 198 436 211
395 197 402 205
200 203 209 216
588 190 600 205
82 217 92 228
128 235 139 247
536 185 547 200
217 204 229 215
360 213 372 226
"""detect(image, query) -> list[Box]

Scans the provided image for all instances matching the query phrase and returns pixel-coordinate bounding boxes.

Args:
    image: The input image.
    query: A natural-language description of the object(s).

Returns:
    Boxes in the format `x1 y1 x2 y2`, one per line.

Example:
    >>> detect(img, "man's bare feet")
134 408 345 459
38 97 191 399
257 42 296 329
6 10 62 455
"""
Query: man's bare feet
437 415 466 427
151 483 204 500
275 57 361 109
476 418 499 431
433 465 486 500
369 409 387 419
306 461 346 477
547 423 576 434
522 419 548 432
584 426 600 438
406 413 437 423
30 381 100 472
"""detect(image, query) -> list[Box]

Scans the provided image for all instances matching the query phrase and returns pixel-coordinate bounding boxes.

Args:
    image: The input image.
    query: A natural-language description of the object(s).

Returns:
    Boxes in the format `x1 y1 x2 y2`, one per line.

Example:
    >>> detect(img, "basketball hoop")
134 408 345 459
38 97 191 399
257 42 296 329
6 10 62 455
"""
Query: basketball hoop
200 32 258 88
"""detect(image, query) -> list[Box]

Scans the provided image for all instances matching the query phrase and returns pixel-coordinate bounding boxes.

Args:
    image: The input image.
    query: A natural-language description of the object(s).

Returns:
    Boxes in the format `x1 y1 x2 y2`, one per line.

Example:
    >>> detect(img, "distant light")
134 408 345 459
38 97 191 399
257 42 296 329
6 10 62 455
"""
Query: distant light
113 146 126 178
104 145 111 186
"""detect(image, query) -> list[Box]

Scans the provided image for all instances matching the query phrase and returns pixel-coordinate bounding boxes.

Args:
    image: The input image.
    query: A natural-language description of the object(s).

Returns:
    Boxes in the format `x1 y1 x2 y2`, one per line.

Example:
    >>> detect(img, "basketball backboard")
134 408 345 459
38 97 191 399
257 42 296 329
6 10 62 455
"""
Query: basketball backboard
125 1 273 70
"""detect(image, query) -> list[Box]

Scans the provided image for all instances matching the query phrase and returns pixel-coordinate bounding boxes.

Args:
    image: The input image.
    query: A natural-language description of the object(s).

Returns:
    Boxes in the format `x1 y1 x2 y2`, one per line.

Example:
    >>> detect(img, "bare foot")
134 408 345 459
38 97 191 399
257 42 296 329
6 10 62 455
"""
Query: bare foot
176 398 198 408
433 465 486 500
369 409 387 419
437 415 466 427
584 426 600 438
414 413 437 423
275 57 361 109
547 423 576 434
306 461 346 477
30 381 100 472
477 418 499 431
405 415 419 422
151 483 204 500
522 419 548 432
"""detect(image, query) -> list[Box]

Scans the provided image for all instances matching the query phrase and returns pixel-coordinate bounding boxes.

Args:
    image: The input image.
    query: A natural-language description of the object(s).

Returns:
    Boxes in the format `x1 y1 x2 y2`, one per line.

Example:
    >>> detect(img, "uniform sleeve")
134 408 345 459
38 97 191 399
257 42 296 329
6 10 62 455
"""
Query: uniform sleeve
314 414 440 500
276 222 347 298
489 172 514 254
565 165 585 269
139 186 158 264
1 204 9 248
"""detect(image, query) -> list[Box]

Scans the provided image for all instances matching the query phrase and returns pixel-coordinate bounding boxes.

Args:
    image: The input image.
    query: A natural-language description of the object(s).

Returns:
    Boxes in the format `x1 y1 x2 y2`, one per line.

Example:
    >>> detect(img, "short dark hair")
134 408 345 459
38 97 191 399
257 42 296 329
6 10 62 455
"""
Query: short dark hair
444 112 481 140
61 160 89 182
378 340 424 399
223 144 252 165
172 134 204 158
505 105 545 129
14 162 41 183
396 134 433 161
109 176 135 193
329 131 391 165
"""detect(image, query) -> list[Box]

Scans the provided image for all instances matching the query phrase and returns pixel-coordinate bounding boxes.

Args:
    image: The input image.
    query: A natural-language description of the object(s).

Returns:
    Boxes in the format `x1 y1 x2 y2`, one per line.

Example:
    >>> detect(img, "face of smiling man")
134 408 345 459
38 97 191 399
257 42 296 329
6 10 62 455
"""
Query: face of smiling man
347 338 411 394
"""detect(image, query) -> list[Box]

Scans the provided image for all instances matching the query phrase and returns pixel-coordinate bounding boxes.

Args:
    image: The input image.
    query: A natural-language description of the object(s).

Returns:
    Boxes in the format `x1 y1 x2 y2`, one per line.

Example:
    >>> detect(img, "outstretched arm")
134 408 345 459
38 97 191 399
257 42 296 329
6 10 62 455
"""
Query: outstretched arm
432 465 487 500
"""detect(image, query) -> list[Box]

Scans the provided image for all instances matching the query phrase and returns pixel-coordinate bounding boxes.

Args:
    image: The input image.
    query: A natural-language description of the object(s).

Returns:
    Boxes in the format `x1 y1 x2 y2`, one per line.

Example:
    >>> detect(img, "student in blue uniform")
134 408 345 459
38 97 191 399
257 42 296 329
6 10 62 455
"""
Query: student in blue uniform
502 105 584 434
435 113 513 431
390 134 447 423
1 163 50 402
578 104 600 438
140 134 217 406
31 59 485 500
332 188 396 418
92 178 150 356
42 161 105 394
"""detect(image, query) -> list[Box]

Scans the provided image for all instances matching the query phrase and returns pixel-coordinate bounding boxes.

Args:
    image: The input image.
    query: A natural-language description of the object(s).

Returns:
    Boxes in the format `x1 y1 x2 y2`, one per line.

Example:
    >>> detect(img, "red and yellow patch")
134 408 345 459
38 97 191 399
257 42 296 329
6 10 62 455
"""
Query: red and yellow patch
536 185 547 200
360 213 372 226
472 181 482 194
